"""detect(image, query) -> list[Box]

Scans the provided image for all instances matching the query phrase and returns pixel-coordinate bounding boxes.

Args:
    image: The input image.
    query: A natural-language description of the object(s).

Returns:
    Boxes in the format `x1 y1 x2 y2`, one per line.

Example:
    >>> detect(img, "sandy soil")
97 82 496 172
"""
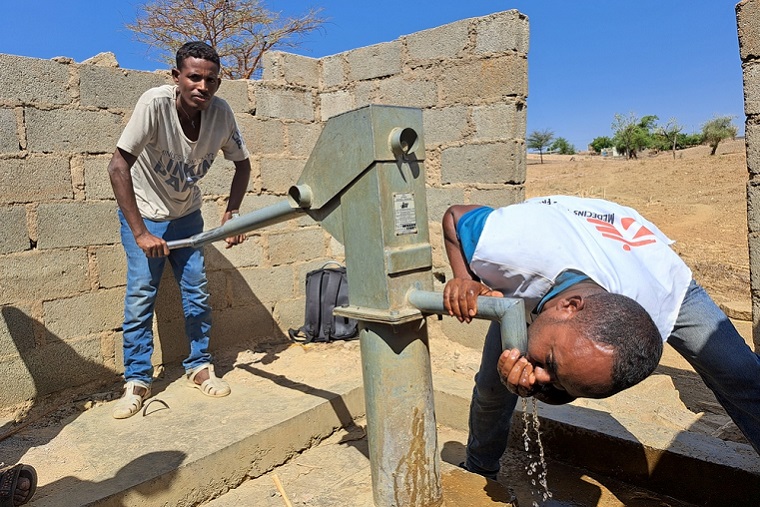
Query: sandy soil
525 139 750 308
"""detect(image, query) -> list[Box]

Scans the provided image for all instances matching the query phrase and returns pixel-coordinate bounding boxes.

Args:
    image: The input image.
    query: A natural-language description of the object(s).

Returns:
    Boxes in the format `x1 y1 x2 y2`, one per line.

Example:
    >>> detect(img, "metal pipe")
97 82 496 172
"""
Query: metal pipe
166 199 305 250
406 289 528 354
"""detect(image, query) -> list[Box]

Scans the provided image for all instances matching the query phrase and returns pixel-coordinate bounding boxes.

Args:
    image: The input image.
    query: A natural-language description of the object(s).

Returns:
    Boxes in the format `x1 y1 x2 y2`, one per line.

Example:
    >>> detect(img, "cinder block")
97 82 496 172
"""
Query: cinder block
0 54 70 105
273 297 305 337
236 116 287 155
737 0 760 60
440 315 490 351
0 250 89 305
474 10 530 56
202 158 240 197
260 157 305 194
321 55 347 89
320 90 355 121
278 53 320 87
328 237 345 259
744 62 760 116
79 65 168 109
0 302 37 357
37 201 120 249
0 108 18 153
472 101 526 141
747 181 760 234
375 75 437 109
468 187 524 209
235 265 296 306
286 122 322 157
441 141 524 185
1 334 111 406
0 206 29 254
83 155 114 201
205 237 264 270
268 228 326 266
425 187 466 223
422 106 470 146
255 86 315 121
25 108 123 153
405 18 469 62
211 305 278 348
93 245 126 289
0 156 72 204
347 41 402 82
260 51 282 81
438 55 528 106
216 79 252 114
746 122 760 177
43 288 125 338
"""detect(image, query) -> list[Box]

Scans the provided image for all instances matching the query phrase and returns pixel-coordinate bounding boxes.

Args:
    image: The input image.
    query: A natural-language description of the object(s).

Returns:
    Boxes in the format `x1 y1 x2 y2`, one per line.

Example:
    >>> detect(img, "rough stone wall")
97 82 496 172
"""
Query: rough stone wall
0 10 528 410
738 0 760 350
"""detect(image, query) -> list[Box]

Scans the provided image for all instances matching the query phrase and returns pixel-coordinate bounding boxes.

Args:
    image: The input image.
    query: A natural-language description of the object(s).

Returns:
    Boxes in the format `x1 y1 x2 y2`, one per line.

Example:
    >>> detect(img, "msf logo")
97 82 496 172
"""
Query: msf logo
588 217 657 251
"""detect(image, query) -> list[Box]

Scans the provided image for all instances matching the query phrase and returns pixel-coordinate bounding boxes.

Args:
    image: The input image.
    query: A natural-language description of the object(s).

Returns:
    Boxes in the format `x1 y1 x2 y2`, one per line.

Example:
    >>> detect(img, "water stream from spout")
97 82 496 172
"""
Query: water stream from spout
521 397 553 506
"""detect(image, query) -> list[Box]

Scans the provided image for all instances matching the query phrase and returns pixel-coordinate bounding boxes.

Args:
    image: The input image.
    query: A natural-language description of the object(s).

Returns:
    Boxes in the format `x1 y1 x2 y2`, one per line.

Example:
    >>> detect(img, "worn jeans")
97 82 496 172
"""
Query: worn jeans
119 209 212 386
465 279 760 477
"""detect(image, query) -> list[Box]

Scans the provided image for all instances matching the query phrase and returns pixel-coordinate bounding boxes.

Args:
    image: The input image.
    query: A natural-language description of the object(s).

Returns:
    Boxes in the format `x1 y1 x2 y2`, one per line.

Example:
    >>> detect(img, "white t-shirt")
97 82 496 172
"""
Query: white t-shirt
117 84 249 220
470 195 693 340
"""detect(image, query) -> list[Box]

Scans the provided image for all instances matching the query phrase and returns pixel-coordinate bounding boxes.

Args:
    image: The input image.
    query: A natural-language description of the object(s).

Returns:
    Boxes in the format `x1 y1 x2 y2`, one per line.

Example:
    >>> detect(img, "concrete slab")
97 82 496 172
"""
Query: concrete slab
2 335 758 506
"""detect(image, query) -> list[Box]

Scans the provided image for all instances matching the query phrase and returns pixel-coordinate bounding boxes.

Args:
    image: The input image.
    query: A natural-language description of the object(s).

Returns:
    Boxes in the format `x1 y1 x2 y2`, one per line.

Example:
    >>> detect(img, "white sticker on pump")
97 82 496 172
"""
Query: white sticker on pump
394 193 417 235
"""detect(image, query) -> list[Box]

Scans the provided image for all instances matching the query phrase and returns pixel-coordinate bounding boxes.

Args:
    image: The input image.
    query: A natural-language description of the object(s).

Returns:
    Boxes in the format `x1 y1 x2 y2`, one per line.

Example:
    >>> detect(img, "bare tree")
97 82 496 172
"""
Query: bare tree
127 0 325 79
657 118 683 160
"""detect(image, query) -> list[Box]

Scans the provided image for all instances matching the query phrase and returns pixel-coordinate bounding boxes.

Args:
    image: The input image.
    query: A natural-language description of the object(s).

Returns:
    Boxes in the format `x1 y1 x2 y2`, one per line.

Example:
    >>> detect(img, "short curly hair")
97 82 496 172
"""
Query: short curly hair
176 41 220 71
571 292 663 397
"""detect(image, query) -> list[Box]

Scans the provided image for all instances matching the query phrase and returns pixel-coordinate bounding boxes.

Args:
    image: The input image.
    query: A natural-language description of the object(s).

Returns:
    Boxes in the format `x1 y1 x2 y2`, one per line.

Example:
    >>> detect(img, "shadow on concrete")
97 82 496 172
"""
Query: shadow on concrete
1 305 121 466
0 245 296 467
237 363 358 433
31 450 186 506
152 245 293 376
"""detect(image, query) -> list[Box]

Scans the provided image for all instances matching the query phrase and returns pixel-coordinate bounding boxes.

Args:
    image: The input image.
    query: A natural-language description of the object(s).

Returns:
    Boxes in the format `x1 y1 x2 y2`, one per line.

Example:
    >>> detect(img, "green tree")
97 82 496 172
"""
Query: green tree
527 129 555 164
590 136 613 154
127 0 325 79
550 137 576 155
701 115 737 155
612 113 658 159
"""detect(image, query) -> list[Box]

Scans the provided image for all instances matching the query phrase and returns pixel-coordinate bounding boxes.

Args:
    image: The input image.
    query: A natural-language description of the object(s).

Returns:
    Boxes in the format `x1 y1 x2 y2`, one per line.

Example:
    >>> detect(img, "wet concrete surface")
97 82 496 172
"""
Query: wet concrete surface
203 423 697 507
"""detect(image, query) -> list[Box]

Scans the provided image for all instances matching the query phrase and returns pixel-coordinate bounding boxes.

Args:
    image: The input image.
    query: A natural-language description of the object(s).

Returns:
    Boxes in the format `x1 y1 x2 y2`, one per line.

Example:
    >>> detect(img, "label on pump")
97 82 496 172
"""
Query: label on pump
393 193 417 235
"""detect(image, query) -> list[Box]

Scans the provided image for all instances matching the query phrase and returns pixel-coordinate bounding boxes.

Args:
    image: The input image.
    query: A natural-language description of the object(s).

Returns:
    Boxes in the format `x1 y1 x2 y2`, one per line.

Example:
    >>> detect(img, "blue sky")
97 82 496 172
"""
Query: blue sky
0 1 744 150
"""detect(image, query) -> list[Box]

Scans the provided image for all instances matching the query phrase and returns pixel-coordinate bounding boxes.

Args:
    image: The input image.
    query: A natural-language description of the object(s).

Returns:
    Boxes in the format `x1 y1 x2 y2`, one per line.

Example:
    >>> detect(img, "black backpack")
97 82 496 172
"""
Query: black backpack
288 262 359 343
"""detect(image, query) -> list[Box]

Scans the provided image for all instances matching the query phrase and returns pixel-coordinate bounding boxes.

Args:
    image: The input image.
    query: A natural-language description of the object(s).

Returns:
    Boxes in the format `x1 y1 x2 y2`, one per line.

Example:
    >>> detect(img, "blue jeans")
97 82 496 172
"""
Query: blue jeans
119 209 212 386
465 280 760 477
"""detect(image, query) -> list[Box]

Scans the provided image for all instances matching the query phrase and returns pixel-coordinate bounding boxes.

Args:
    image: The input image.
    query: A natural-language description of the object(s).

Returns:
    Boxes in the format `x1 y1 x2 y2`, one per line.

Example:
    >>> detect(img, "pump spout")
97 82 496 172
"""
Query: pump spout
406 289 528 354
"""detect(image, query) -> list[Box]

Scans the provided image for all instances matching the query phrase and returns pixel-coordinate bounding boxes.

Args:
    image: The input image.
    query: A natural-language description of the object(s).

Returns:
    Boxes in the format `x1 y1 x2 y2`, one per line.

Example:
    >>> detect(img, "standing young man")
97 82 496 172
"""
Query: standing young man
108 41 251 419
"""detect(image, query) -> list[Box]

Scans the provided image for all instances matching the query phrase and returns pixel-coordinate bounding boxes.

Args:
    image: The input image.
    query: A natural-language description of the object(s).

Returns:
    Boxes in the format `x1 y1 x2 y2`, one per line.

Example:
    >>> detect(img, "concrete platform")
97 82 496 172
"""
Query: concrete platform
2 335 759 506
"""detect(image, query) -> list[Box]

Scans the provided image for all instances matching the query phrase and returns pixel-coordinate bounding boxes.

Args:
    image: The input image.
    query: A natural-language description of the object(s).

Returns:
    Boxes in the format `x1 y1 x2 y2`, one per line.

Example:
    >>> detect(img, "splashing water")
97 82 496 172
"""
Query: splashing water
521 397 553 506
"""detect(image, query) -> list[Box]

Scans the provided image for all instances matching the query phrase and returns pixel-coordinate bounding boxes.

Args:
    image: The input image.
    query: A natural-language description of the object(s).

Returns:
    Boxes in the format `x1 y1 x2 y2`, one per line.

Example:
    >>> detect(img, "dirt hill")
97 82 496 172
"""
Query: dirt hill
525 139 749 308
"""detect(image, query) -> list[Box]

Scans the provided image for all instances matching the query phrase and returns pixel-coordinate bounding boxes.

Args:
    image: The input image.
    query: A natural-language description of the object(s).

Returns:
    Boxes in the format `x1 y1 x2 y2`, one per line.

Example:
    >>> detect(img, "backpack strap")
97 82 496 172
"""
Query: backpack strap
288 268 326 343
320 268 344 340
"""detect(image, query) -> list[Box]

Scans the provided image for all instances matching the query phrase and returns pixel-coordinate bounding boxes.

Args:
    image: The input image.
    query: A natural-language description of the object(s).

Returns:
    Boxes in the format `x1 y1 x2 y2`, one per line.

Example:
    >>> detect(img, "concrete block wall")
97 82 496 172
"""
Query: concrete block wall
0 9 528 411
738 0 760 350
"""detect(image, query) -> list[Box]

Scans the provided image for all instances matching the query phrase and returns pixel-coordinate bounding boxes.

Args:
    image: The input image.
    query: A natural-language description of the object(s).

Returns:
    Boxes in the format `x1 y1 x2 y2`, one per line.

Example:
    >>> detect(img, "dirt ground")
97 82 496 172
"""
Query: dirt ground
525 139 750 308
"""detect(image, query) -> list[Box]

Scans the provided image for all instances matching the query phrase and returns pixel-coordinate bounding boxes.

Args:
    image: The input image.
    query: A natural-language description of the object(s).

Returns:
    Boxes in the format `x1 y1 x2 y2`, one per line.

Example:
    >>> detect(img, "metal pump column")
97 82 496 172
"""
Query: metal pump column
293 106 441 507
